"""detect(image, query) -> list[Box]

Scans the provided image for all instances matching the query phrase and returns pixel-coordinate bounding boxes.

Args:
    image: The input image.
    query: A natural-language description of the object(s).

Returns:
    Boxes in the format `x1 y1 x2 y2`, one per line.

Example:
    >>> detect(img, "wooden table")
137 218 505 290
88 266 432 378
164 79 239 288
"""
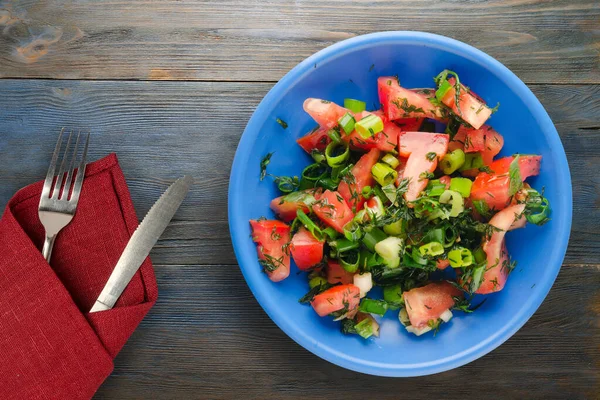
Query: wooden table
0 1 598 398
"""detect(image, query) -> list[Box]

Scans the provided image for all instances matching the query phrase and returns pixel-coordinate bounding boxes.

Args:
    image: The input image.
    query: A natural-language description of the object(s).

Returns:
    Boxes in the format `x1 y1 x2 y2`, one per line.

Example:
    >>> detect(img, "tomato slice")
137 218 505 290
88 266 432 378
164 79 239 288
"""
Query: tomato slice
398 132 449 202
470 173 512 211
290 227 324 270
448 126 467 152
438 175 451 188
476 204 526 294
489 155 542 179
378 77 445 121
311 284 361 317
457 125 504 165
270 189 319 222
249 220 291 282
296 127 331 153
471 155 541 211
303 98 350 129
436 259 450 270
338 148 380 211
440 77 492 129
312 190 355 233
394 118 425 132
402 282 462 328
326 260 354 285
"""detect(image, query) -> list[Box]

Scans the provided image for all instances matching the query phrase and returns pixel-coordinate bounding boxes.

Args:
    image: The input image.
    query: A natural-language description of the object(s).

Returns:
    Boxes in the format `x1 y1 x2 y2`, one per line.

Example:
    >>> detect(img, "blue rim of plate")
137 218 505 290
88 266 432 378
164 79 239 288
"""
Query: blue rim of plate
228 31 572 377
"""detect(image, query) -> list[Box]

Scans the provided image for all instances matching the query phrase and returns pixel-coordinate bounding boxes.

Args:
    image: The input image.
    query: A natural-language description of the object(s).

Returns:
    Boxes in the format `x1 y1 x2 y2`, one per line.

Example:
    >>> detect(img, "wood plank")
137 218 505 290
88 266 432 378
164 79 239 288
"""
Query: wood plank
0 1 598 83
0 80 598 265
93 263 599 399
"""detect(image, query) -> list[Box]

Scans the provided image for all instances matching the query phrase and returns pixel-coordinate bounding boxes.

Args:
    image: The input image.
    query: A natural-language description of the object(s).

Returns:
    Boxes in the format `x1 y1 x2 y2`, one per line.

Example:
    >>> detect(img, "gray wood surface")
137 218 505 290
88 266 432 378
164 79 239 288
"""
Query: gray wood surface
0 0 598 398
0 1 598 84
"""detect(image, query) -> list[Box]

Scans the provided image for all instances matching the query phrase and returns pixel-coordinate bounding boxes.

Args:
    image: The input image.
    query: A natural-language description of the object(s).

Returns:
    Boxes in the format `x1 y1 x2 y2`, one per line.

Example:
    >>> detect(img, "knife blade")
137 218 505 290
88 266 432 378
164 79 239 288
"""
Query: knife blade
90 175 192 313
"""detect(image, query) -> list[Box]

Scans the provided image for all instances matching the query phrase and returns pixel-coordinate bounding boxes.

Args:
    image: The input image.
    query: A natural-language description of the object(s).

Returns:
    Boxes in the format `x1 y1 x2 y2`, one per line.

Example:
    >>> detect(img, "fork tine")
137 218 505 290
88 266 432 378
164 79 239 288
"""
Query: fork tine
42 128 65 199
51 129 73 200
69 132 90 204
59 131 81 201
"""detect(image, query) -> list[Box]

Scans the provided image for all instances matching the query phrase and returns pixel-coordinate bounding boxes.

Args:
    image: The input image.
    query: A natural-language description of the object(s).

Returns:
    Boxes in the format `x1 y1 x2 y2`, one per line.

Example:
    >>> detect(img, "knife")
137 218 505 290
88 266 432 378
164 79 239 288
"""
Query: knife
89 176 192 313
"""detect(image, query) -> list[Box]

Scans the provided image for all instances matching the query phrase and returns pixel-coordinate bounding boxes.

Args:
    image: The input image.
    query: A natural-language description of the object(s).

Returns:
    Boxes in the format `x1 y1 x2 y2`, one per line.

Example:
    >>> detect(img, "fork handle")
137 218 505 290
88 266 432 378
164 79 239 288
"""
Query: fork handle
42 235 56 263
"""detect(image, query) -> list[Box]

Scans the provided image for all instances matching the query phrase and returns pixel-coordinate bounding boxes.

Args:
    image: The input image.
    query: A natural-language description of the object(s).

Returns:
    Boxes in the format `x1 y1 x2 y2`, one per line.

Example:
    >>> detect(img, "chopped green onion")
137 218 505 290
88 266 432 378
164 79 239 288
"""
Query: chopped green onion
322 227 339 240
371 163 398 186
361 185 373 199
439 190 464 217
448 247 473 268
274 176 299 193
443 226 457 248
469 264 486 293
383 285 403 309
339 249 360 273
426 180 447 197
344 98 366 113
435 79 453 101
354 317 375 339
325 141 350 168
315 177 338 191
338 112 356 135
355 114 384 139
459 153 484 172
374 236 403 269
310 149 326 164
362 227 388 251
302 163 328 183
308 276 327 289
343 219 363 242
449 177 473 198
382 153 400 169
296 210 323 240
359 249 383 270
440 149 466 174
330 238 360 254
359 299 389 316
473 247 487 264
327 128 342 144
383 219 404 236
419 241 444 257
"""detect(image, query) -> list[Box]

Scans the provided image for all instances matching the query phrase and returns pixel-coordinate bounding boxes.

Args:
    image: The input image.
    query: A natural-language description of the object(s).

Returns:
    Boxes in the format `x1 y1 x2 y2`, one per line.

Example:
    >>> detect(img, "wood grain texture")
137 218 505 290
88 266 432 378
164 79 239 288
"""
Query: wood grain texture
0 80 598 265
0 0 598 84
91 263 599 399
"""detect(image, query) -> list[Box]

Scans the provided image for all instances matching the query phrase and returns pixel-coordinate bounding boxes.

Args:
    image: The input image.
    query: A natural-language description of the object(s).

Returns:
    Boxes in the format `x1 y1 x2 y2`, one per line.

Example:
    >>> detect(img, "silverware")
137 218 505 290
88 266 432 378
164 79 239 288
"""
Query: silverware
39 129 90 262
89 175 192 313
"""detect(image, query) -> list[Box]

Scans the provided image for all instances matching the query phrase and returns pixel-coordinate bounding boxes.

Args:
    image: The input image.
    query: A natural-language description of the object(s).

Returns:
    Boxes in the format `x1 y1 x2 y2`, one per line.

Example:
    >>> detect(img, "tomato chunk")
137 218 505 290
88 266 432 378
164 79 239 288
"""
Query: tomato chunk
477 204 526 294
249 220 291 282
457 125 504 166
440 77 492 129
338 148 380 211
340 110 398 153
378 77 445 121
489 155 542 179
312 190 354 233
398 131 449 202
326 260 354 285
290 227 324 270
303 98 350 129
311 284 361 317
270 189 318 222
296 127 331 153
403 282 462 328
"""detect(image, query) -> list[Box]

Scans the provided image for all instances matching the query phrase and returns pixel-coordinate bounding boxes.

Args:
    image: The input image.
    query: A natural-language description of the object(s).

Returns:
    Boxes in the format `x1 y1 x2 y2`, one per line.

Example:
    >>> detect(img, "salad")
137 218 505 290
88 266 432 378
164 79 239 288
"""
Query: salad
249 70 551 338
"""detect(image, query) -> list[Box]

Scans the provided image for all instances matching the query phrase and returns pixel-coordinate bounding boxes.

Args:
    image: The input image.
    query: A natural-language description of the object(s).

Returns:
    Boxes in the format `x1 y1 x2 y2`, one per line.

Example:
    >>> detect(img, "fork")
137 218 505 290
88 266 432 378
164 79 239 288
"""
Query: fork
38 129 90 263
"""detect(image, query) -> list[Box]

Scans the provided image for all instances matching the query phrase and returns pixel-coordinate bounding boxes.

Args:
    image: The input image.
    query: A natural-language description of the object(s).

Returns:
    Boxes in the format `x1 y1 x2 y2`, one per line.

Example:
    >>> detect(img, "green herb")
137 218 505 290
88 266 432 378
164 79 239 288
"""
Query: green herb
260 152 274 181
426 152 437 161
276 118 288 129
508 155 523 196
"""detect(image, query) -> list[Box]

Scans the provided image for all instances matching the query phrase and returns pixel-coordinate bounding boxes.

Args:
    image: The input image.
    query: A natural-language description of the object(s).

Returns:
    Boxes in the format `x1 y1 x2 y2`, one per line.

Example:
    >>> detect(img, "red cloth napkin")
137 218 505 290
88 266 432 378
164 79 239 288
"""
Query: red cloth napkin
0 154 158 399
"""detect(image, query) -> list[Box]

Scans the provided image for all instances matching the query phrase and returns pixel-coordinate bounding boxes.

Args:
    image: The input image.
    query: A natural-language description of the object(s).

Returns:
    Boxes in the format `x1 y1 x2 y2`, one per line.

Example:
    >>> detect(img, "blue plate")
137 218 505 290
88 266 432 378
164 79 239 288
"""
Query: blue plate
228 32 572 376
